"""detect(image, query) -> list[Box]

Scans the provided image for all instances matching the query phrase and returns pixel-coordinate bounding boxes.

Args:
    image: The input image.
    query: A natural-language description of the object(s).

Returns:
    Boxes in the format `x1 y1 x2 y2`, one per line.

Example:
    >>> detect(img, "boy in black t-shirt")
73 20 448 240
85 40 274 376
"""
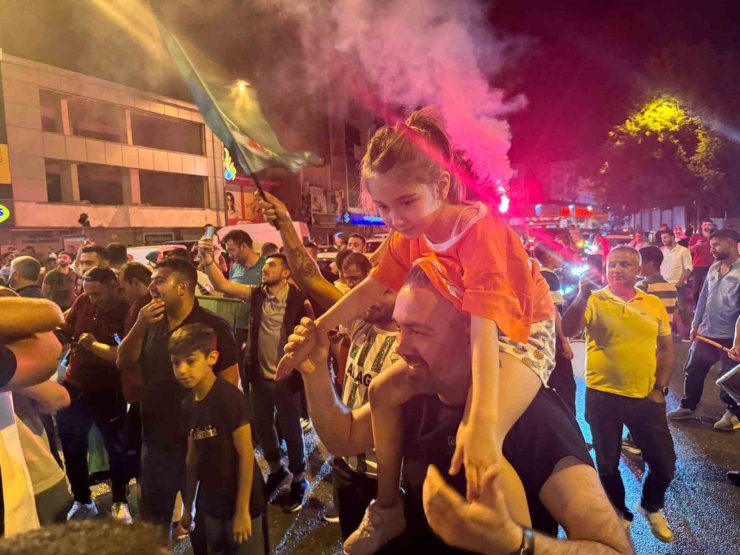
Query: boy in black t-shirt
170 324 267 555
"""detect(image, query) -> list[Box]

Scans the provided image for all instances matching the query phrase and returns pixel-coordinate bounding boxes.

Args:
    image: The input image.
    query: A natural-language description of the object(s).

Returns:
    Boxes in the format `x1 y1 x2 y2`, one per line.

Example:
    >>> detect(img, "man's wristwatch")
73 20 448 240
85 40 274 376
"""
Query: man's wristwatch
654 384 669 396
512 527 535 555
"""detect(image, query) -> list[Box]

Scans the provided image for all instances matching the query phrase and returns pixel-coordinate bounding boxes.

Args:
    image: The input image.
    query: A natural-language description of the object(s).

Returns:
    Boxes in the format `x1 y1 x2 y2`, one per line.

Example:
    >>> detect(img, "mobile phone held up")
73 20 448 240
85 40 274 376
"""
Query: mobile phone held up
204 225 215 240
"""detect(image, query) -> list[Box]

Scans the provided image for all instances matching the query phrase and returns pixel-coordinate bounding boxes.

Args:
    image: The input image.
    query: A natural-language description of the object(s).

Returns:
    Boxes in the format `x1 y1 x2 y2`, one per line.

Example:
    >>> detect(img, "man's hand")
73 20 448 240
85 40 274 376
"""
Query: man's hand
176 511 194 538
423 465 521 555
689 328 698 342
136 299 166 328
277 317 330 380
77 332 96 351
197 237 215 260
233 510 252 544
257 191 291 227
728 343 740 363
560 337 574 360
646 388 666 404
449 418 501 502
577 273 599 300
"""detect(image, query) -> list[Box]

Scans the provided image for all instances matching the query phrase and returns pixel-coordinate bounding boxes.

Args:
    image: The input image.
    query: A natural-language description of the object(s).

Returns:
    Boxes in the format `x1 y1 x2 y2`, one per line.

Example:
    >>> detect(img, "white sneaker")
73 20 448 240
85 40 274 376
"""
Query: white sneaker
343 500 406 555
638 506 674 543
666 407 695 421
301 417 313 432
713 411 740 431
111 502 132 524
67 500 98 521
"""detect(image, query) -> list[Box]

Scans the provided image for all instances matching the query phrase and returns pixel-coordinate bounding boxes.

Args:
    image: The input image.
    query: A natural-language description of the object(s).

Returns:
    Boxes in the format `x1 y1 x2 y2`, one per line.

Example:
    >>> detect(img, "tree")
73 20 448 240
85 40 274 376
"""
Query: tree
591 95 724 215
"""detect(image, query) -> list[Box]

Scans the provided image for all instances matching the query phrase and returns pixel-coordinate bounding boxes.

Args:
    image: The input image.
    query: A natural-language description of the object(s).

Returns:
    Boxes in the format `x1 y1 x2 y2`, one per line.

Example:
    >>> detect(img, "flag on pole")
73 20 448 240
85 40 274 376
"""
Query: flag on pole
152 7 313 175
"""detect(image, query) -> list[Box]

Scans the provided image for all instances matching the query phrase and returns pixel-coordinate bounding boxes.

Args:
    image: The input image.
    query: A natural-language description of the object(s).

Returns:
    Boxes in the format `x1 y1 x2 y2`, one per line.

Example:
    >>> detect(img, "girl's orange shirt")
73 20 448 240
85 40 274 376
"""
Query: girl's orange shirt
371 205 555 344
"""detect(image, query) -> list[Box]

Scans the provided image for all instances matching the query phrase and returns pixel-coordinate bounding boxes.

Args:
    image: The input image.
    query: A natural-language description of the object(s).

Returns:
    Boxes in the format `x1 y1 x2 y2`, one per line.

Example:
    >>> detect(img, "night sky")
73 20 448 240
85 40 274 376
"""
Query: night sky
1 0 738 165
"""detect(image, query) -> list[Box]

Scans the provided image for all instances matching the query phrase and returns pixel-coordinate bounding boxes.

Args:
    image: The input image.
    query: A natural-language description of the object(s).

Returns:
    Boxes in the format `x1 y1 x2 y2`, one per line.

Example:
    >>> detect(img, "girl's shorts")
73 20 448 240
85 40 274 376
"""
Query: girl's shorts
498 318 556 386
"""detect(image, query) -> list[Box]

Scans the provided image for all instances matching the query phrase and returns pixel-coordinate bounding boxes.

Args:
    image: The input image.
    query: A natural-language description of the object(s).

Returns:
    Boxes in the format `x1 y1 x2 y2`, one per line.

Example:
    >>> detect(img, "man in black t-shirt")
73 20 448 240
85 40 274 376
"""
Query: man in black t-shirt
286 266 632 554
170 324 266 555
117 259 238 546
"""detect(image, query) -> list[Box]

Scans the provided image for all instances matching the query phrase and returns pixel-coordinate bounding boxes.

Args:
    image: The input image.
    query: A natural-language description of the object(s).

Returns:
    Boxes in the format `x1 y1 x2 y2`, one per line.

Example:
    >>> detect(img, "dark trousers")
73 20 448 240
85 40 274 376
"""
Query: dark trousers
250 377 306 475
681 337 739 415
333 457 378 539
56 383 127 503
691 267 709 302
123 402 142 481
548 347 576 416
202 513 268 555
140 444 207 554
585 388 676 519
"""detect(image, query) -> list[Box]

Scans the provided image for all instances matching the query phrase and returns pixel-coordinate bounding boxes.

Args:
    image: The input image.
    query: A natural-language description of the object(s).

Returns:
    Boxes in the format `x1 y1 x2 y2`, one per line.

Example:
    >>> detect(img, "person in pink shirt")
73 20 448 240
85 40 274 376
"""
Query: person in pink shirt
688 219 717 298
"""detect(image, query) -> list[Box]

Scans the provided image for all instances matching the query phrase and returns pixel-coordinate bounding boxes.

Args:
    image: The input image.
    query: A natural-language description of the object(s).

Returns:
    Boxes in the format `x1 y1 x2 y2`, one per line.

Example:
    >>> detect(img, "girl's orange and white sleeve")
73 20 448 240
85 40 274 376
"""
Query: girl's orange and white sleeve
369 232 412 292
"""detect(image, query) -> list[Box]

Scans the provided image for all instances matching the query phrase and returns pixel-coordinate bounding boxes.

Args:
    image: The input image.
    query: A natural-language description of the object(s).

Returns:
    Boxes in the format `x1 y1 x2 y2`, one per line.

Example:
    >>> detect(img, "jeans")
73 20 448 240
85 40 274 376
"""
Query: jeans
56 384 127 504
333 457 378 540
250 377 306 475
548 346 576 416
681 337 739 415
202 513 268 555
585 388 676 519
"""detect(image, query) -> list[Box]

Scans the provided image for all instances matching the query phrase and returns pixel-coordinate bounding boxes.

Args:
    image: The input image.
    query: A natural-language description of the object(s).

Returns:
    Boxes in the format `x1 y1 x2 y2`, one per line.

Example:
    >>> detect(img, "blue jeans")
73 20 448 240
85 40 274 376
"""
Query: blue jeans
202 513 267 555
681 337 739 415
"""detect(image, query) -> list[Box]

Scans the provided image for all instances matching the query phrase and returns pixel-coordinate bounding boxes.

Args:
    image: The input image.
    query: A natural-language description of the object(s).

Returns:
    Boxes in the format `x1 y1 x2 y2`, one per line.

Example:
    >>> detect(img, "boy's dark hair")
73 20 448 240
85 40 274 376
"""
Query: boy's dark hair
106 242 128 265
348 233 367 245
169 323 218 358
261 242 279 257
639 246 664 268
659 229 675 238
342 252 372 276
335 248 351 275
80 244 110 260
121 262 152 286
532 242 556 265
222 229 253 249
82 266 117 284
710 228 739 243
157 258 198 293
165 248 191 261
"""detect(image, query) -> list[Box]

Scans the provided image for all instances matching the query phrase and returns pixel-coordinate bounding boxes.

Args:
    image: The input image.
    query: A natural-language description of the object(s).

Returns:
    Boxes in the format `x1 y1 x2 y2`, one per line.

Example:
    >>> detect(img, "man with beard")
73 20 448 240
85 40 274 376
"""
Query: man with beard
199 247 311 513
116 258 238 544
668 228 740 431
42 252 78 311
257 191 400 535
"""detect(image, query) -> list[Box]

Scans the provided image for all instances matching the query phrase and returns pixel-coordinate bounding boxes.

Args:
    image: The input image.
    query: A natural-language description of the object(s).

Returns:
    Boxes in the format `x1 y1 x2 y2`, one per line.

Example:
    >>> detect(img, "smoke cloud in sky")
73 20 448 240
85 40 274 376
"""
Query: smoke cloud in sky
257 0 526 185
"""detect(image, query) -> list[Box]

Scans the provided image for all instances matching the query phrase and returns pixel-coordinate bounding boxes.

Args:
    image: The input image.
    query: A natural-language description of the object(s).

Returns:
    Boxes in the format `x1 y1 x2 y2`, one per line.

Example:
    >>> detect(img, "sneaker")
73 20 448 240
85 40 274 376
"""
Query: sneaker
666 407 695 421
111 502 132 524
264 466 290 501
322 501 340 523
638 506 674 543
727 471 740 487
343 500 406 555
67 500 98 521
621 436 642 457
283 478 309 513
713 411 740 431
301 417 313 432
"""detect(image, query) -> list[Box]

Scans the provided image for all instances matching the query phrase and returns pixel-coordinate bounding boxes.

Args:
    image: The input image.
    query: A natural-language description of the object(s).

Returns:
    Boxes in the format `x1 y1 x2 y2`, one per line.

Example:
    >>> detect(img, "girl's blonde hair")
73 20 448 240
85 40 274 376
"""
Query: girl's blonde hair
360 108 464 204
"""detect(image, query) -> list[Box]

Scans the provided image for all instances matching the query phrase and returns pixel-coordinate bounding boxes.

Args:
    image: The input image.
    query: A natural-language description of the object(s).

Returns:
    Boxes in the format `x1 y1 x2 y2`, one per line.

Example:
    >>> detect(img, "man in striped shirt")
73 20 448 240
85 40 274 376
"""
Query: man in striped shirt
637 247 678 316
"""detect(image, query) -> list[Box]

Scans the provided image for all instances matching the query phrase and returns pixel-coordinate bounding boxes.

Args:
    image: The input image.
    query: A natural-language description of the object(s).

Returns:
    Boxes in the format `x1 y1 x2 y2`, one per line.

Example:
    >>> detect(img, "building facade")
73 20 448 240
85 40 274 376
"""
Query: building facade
0 50 227 252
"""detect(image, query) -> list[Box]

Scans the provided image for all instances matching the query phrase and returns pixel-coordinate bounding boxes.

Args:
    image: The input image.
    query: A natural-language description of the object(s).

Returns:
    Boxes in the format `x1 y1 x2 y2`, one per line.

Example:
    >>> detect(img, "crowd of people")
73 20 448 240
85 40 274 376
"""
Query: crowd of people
0 108 739 555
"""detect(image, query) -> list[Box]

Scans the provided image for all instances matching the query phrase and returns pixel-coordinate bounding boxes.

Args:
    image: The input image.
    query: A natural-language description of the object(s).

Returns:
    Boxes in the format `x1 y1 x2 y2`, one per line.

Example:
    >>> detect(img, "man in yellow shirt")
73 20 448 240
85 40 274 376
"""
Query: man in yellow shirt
563 246 676 544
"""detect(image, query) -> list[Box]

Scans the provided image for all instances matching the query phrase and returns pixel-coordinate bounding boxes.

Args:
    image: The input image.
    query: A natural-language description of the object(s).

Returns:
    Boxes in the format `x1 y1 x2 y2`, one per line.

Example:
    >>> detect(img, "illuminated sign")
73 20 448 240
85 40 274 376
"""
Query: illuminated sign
0 203 11 224
340 212 385 226
559 206 595 218
223 148 236 180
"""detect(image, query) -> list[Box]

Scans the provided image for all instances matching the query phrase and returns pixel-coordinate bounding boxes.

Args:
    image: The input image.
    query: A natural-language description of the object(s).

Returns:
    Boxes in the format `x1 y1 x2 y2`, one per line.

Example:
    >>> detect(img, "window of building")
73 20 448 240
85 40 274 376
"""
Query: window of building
78 164 124 205
139 170 206 208
39 90 70 133
45 160 63 202
67 98 125 142
131 112 204 155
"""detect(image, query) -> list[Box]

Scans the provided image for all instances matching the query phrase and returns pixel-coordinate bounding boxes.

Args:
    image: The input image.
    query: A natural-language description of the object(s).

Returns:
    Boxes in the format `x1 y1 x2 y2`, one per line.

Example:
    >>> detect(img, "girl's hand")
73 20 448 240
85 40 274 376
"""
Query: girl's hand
257 191 290 226
232 510 252 544
176 512 194 537
449 418 501 502
276 317 330 380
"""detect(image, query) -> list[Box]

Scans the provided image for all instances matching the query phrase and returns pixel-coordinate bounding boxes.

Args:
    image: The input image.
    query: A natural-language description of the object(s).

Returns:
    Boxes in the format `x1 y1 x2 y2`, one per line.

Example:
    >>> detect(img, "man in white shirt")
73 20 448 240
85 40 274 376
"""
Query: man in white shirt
660 229 693 340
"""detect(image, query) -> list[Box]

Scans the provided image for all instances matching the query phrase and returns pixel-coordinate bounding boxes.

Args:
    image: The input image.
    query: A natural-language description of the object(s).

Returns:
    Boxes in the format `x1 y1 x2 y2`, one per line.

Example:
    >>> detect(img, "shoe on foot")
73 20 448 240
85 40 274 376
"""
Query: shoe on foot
621 436 642 456
666 407 695 421
264 466 290 501
283 478 309 513
343 500 406 555
67 500 98 521
322 501 340 523
111 502 132 524
300 417 313 432
714 410 740 431
727 471 740 487
638 506 673 543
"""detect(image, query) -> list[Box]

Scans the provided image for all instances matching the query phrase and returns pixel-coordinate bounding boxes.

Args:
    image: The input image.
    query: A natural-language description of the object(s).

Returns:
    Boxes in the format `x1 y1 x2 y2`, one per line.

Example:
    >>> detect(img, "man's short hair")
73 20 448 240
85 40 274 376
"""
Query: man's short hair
157 258 198 293
165 248 190 261
342 252 372 275
532 242 556 265
639 246 663 268
169 323 217 358
266 253 289 269
82 266 117 285
710 228 739 243
261 242 279 257
222 230 253 249
80 245 109 261
0 519 167 555
348 233 367 246
11 256 41 281
106 242 128 265
609 244 639 259
121 262 152 286
659 229 674 238
304 241 318 250
335 248 352 274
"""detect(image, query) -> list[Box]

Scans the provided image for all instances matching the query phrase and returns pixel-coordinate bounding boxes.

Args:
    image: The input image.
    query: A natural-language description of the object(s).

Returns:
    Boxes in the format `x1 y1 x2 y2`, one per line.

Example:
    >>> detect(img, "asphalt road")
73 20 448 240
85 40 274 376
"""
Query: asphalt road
90 341 739 555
